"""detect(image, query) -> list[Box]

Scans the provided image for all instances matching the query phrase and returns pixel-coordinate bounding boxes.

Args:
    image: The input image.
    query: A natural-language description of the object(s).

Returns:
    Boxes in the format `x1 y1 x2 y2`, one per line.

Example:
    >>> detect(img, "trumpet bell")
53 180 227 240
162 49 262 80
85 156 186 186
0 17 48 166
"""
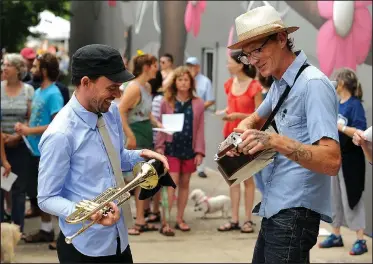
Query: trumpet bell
133 161 159 190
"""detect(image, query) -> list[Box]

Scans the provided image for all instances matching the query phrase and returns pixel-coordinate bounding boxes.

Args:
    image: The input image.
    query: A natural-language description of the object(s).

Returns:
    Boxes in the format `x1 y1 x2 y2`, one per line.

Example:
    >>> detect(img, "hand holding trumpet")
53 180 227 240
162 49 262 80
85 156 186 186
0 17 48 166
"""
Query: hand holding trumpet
90 202 120 226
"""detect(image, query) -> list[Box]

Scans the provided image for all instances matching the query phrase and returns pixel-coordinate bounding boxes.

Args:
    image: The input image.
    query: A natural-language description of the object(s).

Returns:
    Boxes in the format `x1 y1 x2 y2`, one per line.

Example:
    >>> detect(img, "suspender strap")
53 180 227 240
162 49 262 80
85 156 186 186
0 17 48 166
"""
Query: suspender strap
97 115 134 228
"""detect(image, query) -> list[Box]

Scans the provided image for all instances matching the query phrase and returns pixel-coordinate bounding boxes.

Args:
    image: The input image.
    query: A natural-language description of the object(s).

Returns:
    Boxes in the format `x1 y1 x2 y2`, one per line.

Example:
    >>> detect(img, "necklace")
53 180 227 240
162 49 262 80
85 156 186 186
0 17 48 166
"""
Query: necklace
176 95 190 103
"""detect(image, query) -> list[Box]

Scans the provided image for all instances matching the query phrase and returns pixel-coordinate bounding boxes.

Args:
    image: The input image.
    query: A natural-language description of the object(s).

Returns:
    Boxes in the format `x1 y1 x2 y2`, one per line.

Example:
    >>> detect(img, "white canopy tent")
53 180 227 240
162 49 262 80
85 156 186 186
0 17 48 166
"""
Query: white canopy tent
28 10 70 41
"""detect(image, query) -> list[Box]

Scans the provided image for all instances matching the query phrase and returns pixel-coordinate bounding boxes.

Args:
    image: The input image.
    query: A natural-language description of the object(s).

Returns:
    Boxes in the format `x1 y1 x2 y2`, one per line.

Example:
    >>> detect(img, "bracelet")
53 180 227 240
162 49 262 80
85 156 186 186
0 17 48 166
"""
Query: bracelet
342 126 347 132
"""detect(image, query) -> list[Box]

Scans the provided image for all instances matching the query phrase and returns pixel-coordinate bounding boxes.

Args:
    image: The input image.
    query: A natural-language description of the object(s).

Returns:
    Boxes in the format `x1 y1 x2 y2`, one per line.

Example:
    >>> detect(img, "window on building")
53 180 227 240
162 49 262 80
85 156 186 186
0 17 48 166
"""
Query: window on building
201 47 217 111
202 48 215 83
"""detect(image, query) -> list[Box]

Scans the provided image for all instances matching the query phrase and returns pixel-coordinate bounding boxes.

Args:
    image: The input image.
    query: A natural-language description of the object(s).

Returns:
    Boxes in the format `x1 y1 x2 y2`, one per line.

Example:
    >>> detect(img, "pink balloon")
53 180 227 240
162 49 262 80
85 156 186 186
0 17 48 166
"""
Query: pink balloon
184 1 207 37
317 1 333 19
184 2 193 33
316 0 372 76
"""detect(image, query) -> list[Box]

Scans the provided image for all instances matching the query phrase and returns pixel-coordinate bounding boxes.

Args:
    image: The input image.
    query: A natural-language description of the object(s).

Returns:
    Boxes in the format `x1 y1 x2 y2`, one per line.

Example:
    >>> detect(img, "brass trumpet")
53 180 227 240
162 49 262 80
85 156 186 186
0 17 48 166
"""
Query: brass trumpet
64 159 165 244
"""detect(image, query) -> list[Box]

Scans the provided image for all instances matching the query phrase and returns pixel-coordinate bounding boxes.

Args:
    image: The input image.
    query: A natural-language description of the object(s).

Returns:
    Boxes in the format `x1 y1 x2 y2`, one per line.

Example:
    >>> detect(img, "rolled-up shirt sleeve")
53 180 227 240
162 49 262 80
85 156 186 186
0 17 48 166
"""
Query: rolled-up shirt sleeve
37 132 76 218
305 79 339 144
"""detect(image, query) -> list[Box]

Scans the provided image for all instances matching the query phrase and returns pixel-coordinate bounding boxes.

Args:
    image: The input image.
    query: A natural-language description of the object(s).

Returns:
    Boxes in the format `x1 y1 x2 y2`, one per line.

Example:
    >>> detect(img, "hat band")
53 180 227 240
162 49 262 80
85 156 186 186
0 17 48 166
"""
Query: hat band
237 20 285 42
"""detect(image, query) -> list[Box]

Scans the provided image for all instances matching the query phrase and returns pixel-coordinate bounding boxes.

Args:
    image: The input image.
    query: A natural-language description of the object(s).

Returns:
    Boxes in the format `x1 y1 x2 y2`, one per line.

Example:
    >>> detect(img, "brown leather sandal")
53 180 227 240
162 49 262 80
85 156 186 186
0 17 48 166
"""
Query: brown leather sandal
175 221 190 232
159 225 175 236
217 221 240 232
241 220 255 233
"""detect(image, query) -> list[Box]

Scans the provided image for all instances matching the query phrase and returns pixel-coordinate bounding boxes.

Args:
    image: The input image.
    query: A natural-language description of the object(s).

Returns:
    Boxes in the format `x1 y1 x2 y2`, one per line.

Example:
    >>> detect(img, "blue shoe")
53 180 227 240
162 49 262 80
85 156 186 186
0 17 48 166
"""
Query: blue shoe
350 239 368 255
318 234 344 248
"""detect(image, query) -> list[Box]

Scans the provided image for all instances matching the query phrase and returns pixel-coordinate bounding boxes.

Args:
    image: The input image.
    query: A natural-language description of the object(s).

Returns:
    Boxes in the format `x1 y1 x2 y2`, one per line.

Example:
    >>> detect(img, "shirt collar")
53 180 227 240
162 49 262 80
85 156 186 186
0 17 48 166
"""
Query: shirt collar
278 50 308 87
70 93 98 130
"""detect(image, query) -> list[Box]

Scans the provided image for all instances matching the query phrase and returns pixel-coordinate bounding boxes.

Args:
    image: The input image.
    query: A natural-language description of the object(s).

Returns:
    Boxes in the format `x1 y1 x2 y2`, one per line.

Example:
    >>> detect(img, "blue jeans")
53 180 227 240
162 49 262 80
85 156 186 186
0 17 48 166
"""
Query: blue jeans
252 207 321 264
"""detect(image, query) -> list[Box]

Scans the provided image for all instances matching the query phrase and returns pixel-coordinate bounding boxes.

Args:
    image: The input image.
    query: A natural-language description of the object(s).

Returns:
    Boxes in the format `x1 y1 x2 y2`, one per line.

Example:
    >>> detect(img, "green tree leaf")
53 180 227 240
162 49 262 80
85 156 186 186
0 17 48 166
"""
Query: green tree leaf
0 0 71 52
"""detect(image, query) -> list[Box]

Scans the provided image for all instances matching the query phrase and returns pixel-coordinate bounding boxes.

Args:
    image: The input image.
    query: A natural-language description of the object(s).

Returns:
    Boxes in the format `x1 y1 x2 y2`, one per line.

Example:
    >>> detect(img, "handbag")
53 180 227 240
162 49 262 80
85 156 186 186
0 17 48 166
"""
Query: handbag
214 63 310 186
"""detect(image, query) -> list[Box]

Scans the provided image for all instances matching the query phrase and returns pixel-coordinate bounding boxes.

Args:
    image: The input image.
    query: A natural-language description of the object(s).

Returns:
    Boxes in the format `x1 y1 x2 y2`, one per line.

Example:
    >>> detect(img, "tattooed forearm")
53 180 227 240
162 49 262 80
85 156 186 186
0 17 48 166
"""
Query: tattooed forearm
284 141 313 162
254 131 272 147
238 112 263 130
271 134 341 176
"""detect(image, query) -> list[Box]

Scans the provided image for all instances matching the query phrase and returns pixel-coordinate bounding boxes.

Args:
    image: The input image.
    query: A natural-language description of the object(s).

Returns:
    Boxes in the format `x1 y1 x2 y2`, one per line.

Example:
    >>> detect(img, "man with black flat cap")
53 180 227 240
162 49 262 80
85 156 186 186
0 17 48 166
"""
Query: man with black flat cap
36 44 170 263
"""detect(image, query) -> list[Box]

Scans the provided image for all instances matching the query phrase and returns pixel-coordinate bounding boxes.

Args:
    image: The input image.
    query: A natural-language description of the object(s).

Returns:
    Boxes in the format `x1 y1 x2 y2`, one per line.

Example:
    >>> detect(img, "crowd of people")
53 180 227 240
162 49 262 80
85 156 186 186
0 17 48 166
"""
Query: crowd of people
0 4 372 263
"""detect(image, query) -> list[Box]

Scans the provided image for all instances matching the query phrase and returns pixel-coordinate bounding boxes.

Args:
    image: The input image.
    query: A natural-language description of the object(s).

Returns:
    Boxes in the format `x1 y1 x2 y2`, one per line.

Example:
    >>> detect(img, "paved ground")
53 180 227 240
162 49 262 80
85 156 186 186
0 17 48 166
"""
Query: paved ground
14 168 372 263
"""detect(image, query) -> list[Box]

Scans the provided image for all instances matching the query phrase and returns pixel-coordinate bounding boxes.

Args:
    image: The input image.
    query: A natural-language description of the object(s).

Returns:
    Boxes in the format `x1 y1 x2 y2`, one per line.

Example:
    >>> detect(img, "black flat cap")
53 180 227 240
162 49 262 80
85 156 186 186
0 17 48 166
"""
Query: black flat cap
71 44 134 83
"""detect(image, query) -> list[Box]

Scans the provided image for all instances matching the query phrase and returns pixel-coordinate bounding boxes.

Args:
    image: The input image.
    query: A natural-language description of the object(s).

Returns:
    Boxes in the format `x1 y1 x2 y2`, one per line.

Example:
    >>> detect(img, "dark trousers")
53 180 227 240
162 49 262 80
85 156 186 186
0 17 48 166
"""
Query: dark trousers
252 207 320 264
0 143 30 232
57 231 133 263
27 155 40 209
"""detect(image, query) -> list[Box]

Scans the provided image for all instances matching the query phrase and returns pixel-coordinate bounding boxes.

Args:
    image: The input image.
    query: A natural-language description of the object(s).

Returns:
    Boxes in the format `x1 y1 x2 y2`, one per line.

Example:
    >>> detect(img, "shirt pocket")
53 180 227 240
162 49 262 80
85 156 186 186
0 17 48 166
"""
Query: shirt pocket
279 114 302 139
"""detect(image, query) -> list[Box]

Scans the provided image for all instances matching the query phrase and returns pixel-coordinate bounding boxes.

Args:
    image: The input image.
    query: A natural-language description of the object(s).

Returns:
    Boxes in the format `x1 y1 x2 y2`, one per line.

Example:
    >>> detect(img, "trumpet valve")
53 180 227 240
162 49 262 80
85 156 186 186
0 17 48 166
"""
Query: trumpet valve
76 200 100 211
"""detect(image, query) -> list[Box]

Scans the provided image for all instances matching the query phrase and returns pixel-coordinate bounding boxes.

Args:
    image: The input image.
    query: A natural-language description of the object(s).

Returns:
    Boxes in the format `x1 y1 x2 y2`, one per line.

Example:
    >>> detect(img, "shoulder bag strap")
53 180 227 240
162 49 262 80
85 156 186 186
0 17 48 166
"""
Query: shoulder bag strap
261 63 309 131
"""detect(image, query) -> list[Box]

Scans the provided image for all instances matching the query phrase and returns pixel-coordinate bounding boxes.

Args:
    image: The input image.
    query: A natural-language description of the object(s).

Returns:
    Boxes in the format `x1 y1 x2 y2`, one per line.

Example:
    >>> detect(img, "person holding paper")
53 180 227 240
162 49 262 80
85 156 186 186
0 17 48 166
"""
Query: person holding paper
118 53 163 235
0 53 34 234
186 57 214 179
14 53 63 249
1 132 11 177
155 66 205 235
353 126 372 163
319 68 368 255
216 51 262 234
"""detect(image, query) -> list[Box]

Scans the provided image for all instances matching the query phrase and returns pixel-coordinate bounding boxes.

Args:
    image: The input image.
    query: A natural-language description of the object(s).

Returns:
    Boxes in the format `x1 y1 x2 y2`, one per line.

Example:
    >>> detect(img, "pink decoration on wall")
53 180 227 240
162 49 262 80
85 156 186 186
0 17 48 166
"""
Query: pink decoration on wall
108 0 116 7
227 25 234 57
316 1 372 77
184 1 207 37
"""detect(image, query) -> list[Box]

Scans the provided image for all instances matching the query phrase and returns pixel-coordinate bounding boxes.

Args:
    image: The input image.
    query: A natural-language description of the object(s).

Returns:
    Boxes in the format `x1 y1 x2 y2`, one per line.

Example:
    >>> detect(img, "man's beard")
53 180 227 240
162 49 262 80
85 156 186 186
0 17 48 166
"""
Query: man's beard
32 74 43 83
90 98 110 114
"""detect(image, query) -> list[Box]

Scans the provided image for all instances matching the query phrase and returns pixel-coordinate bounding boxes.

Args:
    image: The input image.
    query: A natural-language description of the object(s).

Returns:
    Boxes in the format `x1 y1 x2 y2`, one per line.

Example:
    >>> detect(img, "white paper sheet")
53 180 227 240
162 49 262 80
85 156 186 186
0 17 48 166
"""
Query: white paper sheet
214 110 227 119
364 126 372 142
1 167 18 192
318 228 331 237
153 113 185 135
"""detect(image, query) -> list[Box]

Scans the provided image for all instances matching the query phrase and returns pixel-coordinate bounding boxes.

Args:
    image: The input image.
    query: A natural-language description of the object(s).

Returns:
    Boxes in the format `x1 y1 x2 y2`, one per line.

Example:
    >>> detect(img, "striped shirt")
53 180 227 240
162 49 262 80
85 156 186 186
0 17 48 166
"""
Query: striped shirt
152 94 164 142
1 81 34 134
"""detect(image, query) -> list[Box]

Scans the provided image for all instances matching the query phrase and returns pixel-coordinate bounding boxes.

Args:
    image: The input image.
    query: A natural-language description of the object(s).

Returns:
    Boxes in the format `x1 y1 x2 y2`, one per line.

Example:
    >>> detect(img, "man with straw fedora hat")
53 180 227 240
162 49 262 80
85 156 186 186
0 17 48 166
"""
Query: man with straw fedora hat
225 5 341 263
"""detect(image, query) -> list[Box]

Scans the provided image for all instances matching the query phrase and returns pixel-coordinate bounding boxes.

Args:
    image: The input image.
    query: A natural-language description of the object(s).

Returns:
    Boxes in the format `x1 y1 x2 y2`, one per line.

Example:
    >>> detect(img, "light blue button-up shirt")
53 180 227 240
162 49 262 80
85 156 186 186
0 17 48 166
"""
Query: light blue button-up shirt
255 50 339 223
195 73 215 102
37 94 144 257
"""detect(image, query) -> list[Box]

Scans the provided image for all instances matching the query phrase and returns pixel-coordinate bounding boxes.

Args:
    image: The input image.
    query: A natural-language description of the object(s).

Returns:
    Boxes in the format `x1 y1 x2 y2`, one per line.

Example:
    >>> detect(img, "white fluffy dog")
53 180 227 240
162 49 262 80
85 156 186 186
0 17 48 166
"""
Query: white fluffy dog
189 189 231 218
1 223 22 263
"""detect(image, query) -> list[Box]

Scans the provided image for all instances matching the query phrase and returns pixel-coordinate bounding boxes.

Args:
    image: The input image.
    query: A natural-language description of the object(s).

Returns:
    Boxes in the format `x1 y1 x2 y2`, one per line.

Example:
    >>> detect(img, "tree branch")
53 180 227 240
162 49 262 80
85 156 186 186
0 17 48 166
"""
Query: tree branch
285 1 372 66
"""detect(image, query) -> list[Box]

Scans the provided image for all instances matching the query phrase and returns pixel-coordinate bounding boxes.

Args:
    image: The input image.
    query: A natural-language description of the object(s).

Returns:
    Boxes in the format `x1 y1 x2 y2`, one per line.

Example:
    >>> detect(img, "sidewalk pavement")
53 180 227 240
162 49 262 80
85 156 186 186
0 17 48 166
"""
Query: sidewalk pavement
14 168 372 263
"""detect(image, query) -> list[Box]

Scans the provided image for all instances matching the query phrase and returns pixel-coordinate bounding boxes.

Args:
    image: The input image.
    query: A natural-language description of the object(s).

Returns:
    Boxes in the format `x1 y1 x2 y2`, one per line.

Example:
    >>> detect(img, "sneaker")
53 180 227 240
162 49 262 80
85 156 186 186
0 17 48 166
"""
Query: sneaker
318 234 344 248
350 239 368 255
198 172 207 178
24 229 55 243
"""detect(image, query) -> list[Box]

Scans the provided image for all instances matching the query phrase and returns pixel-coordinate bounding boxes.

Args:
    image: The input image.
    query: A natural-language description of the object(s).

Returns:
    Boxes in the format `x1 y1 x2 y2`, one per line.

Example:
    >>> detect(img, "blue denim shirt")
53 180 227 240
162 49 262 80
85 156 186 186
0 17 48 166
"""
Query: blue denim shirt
37 94 144 256
255 51 339 223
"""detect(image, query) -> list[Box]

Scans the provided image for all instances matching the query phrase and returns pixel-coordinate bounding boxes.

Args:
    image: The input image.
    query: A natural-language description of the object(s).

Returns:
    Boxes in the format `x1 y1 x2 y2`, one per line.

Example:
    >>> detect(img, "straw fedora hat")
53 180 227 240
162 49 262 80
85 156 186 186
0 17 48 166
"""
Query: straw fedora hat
228 5 299 50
